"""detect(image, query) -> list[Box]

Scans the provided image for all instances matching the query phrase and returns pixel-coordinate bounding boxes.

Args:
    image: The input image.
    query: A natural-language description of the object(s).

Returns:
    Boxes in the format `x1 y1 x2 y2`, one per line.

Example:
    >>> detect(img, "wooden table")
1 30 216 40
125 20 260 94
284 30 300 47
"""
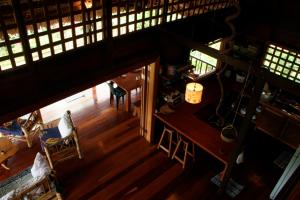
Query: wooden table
0 137 18 170
112 72 141 112
154 82 235 178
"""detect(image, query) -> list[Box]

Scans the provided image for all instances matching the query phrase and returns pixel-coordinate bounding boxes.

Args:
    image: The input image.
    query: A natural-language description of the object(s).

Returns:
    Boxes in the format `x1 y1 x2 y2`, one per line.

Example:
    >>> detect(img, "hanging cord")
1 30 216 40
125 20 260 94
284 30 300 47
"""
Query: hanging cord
214 2 240 127
220 64 252 141
215 62 228 127
231 64 252 126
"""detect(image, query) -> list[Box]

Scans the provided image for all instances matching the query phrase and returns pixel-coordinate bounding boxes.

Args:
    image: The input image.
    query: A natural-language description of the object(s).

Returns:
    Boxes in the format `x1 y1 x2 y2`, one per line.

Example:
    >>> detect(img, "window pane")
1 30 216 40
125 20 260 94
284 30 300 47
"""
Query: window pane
29 38 37 49
0 60 12 70
64 29 72 39
11 42 23 53
32 52 39 61
15 56 26 66
39 35 49 46
54 45 63 54
42 48 51 58
0 46 9 57
52 32 61 42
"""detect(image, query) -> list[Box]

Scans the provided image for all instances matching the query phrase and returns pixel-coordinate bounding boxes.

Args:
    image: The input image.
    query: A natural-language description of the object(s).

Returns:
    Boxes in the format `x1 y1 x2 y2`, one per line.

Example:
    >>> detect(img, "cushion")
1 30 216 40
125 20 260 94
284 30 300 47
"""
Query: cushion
58 112 73 138
41 127 61 141
31 152 51 179
0 120 23 136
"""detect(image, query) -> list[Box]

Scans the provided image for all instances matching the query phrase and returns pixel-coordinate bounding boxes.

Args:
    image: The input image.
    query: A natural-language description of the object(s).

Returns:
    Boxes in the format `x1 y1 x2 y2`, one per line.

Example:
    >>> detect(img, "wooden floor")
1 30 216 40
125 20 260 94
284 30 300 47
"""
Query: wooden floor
0 83 284 200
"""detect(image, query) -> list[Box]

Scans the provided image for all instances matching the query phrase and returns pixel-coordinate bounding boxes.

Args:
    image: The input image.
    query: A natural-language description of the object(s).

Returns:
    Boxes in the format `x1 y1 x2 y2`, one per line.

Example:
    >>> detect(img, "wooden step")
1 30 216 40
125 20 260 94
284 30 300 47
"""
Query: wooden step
90 151 169 199
125 163 183 200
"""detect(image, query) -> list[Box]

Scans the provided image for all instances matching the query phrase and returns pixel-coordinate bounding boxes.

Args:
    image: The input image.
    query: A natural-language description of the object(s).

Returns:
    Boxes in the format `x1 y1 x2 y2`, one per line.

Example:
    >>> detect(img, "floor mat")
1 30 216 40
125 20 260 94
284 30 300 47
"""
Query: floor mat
0 166 32 198
211 173 244 198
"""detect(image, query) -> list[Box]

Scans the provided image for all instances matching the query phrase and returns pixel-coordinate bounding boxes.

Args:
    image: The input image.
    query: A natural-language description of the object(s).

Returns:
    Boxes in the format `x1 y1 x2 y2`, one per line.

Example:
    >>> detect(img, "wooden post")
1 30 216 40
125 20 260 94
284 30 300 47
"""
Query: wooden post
219 68 266 193
11 0 33 65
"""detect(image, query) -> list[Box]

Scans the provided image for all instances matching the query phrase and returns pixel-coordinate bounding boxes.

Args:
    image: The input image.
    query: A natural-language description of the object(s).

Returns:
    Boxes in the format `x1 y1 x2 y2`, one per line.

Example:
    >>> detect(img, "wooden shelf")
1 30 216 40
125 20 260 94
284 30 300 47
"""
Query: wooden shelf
256 102 300 150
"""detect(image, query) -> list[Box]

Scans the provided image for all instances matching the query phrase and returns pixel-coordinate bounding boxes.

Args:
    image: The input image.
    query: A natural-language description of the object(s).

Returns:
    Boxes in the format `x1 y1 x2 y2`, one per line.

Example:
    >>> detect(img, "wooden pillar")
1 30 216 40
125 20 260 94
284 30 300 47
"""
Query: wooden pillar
162 0 169 24
219 68 266 193
92 86 97 103
140 59 160 143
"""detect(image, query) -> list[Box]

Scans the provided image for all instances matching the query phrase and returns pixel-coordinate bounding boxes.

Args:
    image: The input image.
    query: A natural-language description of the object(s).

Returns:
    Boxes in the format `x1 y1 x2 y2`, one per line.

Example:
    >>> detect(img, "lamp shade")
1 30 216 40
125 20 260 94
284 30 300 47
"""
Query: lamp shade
185 82 203 104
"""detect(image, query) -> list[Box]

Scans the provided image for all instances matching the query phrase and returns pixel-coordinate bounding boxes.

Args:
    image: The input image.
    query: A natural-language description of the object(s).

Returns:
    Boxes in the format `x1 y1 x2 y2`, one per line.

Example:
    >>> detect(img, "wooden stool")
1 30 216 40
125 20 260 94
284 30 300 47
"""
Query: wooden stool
172 136 195 169
133 100 141 118
157 126 176 157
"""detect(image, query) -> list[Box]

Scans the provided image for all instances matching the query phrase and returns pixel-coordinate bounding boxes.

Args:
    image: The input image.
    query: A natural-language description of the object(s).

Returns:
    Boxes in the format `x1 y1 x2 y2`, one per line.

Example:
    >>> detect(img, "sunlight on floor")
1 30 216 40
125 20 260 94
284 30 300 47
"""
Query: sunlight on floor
40 82 110 123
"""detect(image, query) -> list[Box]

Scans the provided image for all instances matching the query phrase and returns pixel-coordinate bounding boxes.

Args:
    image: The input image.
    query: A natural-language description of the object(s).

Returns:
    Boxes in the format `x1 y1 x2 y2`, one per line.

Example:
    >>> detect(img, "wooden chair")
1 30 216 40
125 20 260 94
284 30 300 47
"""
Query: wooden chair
39 111 83 169
0 110 43 148
107 81 126 110
0 152 63 200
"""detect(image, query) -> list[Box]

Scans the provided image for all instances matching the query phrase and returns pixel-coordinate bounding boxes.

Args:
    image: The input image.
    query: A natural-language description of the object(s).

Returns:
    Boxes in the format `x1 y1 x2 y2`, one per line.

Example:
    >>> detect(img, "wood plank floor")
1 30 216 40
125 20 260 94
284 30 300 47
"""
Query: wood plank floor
0 83 284 200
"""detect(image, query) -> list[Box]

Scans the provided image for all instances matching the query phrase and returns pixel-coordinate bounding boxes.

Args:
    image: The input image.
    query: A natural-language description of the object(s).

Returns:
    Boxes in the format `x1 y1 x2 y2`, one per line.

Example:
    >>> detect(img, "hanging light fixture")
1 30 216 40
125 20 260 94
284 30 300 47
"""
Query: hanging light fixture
185 82 203 104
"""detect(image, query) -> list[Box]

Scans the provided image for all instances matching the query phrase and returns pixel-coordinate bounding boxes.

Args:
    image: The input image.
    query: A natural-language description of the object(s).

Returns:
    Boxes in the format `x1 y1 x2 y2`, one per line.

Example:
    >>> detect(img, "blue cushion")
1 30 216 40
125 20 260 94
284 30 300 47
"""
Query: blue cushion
0 120 23 136
40 127 62 142
40 127 62 151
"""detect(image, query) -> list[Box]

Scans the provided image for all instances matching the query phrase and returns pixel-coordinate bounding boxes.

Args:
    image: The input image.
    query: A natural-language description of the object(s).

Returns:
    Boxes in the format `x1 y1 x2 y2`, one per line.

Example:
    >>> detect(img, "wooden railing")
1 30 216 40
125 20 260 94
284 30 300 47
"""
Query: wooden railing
189 55 216 76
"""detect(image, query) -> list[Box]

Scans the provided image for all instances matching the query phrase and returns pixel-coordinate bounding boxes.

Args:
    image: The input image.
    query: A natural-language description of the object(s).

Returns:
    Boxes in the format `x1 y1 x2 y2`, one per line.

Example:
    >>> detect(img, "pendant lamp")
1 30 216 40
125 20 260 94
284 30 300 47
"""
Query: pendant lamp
185 82 203 104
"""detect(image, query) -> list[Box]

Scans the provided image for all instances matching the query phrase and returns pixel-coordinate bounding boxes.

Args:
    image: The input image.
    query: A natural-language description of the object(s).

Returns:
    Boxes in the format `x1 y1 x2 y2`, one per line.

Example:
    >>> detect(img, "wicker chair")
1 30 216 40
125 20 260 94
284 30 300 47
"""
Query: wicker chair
39 111 83 169
0 152 62 200
0 110 43 148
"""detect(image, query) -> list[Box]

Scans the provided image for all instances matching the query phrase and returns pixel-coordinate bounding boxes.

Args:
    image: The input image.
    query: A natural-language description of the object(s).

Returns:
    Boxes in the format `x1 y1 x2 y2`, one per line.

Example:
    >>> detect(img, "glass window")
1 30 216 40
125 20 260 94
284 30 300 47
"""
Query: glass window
263 44 300 84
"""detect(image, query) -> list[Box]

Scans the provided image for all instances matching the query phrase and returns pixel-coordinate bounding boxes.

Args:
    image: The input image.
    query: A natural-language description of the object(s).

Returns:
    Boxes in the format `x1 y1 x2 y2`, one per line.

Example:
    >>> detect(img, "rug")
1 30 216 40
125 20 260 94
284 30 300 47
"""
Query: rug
211 173 244 198
273 151 292 169
0 166 32 198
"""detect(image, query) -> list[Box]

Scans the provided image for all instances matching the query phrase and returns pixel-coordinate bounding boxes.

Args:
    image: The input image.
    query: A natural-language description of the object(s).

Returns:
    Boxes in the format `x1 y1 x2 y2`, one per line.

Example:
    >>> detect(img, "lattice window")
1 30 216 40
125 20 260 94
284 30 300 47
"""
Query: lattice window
111 0 164 37
0 2 26 71
263 44 300 84
20 0 104 61
189 39 221 76
166 0 232 22
0 0 238 72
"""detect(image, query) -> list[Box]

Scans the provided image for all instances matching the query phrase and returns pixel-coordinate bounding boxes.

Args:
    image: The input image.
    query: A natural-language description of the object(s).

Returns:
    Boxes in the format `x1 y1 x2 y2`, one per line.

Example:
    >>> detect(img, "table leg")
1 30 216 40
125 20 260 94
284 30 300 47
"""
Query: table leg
1 161 10 170
126 91 131 112
220 164 228 181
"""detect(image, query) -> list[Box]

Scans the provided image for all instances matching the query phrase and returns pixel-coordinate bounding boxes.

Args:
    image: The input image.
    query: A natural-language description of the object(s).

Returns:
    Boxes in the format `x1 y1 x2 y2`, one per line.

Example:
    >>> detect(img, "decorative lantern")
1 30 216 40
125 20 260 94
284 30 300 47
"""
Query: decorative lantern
185 82 203 104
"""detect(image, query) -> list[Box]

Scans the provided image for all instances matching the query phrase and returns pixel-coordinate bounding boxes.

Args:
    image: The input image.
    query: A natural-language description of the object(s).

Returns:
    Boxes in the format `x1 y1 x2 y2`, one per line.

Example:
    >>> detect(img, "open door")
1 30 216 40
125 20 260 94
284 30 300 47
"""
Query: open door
139 58 160 143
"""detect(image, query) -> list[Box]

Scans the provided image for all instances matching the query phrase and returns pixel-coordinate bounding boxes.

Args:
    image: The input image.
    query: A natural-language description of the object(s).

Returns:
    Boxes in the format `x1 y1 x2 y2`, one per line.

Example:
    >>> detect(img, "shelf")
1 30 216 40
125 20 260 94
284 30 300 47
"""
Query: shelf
256 102 300 150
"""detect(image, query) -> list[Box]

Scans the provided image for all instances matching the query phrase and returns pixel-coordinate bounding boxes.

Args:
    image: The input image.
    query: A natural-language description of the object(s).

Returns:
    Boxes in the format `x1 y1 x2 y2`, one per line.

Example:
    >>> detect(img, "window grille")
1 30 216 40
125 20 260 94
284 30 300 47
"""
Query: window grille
0 0 237 72
19 0 104 61
0 2 26 71
166 0 232 22
111 0 164 37
189 39 221 76
263 44 300 84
